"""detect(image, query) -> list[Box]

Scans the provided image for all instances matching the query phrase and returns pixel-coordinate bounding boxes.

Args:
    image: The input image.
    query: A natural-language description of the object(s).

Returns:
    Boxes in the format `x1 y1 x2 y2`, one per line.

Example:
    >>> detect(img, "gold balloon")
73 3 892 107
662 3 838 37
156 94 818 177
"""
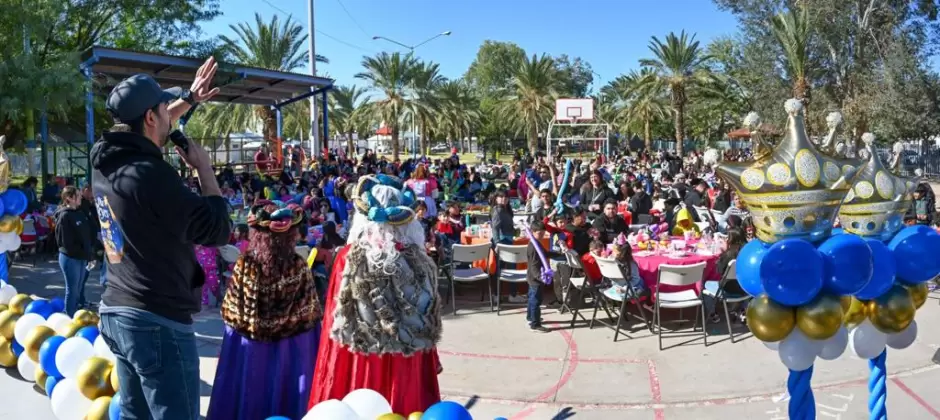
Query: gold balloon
796 294 845 340
839 295 852 313
24 325 55 362
746 294 797 342
0 310 19 340
76 357 115 400
62 322 85 338
9 294 32 315
407 413 423 420
34 364 48 389
0 304 7 312
843 297 869 327
110 365 120 393
0 215 21 234
0 336 17 367
73 310 100 327
868 285 916 334
907 283 929 309
376 414 406 420
86 396 113 420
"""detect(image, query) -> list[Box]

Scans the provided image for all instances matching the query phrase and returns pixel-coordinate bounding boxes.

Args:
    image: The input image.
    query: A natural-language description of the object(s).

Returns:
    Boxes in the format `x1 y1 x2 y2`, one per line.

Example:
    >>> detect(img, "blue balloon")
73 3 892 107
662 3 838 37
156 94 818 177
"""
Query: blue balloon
817 234 873 295
0 189 27 216
25 299 55 319
760 239 824 306
45 375 60 398
736 240 769 297
49 297 65 313
39 335 66 378
889 225 940 284
265 417 291 420
856 239 896 300
422 401 473 420
74 326 99 344
109 392 121 420
831 227 845 236
11 339 23 357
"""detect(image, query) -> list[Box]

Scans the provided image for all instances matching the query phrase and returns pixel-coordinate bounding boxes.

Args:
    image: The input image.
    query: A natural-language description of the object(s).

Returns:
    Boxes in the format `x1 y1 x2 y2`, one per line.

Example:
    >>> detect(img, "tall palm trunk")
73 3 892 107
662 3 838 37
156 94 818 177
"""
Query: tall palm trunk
347 131 355 158
527 116 539 154
420 126 429 156
794 77 811 118
391 129 400 160
673 100 686 156
644 118 652 151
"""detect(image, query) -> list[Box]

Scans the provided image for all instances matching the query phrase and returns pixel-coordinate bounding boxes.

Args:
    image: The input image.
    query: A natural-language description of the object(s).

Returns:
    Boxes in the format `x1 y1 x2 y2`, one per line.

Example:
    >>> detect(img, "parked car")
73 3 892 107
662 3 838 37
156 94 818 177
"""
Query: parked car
430 144 449 153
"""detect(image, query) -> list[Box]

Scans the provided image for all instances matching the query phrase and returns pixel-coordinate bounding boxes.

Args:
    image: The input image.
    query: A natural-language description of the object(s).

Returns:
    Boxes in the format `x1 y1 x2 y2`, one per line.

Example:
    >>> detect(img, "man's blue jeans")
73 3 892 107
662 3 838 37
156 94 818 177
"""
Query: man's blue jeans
527 282 543 327
58 253 88 316
100 311 200 420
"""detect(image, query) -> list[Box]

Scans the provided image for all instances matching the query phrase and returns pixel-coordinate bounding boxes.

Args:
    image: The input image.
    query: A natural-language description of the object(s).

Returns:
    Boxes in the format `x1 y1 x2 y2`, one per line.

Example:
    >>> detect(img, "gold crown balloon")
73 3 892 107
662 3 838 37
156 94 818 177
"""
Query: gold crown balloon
838 133 914 240
716 99 860 244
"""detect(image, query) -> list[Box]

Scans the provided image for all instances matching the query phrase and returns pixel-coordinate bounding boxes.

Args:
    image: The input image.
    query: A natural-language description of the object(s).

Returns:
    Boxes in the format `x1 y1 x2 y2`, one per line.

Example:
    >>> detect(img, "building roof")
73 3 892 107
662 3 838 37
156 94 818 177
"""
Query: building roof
81 46 333 106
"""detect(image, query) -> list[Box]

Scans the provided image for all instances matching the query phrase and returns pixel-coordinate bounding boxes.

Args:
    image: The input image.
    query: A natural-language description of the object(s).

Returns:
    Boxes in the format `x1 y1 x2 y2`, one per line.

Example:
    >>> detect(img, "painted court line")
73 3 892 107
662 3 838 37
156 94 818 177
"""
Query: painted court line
891 378 940 419
509 329 580 420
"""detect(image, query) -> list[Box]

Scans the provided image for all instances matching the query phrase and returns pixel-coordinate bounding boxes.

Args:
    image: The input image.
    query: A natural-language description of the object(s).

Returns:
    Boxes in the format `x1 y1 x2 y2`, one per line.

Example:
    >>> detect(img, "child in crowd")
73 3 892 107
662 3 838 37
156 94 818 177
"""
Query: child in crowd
608 235 648 300
195 244 221 306
526 221 563 333
910 184 934 225
707 227 748 323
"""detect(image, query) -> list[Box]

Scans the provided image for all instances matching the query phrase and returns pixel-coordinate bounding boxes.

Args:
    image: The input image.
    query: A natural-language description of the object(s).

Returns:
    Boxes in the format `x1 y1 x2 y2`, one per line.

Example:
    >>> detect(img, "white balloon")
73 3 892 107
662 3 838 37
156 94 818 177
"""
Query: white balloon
7 233 20 252
13 313 46 344
819 327 849 360
778 329 817 371
0 283 17 305
50 378 93 420
887 320 918 350
46 313 73 336
93 335 116 363
303 399 359 420
762 340 780 351
849 320 888 359
16 353 36 382
54 337 95 378
342 388 392 420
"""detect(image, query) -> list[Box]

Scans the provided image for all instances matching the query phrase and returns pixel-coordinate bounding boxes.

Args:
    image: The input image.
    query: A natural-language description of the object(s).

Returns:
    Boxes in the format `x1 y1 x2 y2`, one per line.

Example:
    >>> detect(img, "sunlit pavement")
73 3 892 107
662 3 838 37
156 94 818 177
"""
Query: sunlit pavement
5 258 940 419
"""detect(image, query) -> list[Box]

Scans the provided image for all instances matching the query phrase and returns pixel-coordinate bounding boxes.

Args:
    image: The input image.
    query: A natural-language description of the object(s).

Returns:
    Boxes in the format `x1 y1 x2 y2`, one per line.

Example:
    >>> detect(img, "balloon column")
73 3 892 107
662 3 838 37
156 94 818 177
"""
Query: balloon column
836 133 940 420
304 388 473 420
716 100 867 420
0 135 25 281
0 289 121 420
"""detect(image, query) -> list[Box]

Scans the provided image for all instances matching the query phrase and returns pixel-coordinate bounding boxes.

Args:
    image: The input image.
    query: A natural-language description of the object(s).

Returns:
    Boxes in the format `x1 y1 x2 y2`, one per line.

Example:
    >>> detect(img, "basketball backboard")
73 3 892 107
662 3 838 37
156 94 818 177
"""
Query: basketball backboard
555 98 594 122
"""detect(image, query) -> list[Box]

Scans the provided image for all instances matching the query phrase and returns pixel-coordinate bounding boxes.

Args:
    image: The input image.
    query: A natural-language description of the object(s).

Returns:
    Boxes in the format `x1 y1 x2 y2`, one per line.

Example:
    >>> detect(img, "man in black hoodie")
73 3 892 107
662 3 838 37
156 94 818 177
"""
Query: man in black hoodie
592 199 629 244
93 58 231 420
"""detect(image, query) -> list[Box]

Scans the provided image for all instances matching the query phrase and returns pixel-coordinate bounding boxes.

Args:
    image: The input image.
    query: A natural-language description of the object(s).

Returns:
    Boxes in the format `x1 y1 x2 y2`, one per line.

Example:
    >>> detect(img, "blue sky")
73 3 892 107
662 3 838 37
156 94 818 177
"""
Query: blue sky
201 0 740 91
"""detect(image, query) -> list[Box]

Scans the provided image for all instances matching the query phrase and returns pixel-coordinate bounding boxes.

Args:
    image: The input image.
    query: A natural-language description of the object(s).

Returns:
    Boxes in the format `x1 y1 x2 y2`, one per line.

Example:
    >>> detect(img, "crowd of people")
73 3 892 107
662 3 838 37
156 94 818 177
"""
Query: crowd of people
5 60 940 420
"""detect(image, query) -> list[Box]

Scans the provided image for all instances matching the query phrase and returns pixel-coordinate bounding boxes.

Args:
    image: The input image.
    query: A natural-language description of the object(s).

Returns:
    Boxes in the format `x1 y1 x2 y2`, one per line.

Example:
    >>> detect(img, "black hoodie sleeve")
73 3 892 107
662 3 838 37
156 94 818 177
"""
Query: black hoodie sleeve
149 167 233 247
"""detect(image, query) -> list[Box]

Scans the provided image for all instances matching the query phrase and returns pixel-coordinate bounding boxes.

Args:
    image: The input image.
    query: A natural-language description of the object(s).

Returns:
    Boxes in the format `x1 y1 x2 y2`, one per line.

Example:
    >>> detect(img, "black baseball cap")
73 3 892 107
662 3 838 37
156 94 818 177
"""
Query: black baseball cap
106 74 182 122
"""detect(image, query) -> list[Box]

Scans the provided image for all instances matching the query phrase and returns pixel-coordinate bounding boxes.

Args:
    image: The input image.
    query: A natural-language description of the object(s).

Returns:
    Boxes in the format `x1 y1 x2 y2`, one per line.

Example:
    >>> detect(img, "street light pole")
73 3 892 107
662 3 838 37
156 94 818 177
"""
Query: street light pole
372 31 451 159
307 0 318 158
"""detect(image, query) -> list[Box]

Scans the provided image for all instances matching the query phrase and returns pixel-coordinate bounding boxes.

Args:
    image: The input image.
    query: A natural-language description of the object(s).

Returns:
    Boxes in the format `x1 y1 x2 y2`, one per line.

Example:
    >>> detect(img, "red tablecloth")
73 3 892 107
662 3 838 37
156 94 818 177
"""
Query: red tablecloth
633 252 720 293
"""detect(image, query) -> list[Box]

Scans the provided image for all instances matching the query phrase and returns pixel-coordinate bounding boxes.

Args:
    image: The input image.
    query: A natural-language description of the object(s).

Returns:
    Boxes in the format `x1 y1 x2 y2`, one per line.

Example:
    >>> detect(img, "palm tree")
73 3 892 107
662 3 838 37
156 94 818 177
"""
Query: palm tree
193 13 328 144
770 6 812 113
437 80 481 153
639 31 712 155
411 62 446 155
356 52 421 160
328 85 370 158
604 68 669 151
500 53 559 153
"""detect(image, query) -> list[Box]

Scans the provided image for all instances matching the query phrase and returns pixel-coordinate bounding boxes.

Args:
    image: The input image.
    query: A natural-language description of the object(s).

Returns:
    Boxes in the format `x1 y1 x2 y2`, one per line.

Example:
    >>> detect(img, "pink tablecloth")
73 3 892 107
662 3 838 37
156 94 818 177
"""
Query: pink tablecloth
634 253 720 293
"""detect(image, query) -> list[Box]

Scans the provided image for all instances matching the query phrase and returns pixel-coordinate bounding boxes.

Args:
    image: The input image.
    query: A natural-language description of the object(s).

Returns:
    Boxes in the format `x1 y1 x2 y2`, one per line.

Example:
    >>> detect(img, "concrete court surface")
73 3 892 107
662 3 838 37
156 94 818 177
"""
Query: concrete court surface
3 257 940 420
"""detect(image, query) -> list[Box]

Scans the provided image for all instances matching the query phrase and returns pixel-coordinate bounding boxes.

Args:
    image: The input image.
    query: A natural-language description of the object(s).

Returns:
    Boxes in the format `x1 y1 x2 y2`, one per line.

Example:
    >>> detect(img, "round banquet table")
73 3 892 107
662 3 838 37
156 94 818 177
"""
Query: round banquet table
633 251 720 293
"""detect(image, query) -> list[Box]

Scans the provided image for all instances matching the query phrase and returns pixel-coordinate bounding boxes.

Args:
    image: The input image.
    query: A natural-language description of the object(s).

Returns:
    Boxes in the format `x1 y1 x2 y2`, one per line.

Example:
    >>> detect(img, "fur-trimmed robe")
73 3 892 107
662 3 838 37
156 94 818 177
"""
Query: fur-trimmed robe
330 243 441 355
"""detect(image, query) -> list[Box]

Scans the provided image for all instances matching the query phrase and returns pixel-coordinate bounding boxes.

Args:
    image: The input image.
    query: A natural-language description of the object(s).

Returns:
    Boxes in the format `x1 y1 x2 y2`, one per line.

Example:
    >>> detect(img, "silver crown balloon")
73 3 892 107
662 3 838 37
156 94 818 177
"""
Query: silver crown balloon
838 134 915 240
716 99 861 244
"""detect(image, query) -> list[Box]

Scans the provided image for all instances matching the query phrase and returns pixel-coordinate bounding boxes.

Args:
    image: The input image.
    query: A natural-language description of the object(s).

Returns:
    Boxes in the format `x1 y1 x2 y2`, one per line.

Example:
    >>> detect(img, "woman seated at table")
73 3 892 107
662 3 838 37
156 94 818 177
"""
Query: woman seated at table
706 227 748 323
719 194 749 232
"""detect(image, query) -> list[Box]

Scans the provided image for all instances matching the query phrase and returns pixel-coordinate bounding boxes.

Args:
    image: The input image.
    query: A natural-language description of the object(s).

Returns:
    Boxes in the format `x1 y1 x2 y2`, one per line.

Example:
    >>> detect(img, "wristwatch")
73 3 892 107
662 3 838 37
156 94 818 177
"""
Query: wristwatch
181 89 197 106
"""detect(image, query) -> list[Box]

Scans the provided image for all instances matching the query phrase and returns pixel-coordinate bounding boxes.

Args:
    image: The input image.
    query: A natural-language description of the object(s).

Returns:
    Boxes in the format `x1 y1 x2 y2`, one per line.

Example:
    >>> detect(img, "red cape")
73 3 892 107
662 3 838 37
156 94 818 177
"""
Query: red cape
308 245 442 413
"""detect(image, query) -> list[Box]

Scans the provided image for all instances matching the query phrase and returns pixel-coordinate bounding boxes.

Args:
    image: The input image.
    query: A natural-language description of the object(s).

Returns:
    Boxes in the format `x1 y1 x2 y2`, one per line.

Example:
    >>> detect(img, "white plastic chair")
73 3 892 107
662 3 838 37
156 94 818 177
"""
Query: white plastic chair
702 260 751 343
628 224 648 233
494 244 528 315
592 256 651 341
654 262 707 350
449 243 493 315
710 209 724 221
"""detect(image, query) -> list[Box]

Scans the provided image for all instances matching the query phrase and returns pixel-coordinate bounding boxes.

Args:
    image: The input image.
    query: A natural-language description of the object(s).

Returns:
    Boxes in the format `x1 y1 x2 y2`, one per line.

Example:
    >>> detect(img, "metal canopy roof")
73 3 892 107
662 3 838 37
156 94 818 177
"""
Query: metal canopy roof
81 47 333 106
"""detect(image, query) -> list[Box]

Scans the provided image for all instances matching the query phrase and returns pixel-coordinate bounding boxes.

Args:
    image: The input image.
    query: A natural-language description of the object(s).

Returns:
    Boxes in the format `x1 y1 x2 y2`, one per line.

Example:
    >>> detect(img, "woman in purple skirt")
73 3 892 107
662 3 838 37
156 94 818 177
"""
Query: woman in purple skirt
208 201 322 420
